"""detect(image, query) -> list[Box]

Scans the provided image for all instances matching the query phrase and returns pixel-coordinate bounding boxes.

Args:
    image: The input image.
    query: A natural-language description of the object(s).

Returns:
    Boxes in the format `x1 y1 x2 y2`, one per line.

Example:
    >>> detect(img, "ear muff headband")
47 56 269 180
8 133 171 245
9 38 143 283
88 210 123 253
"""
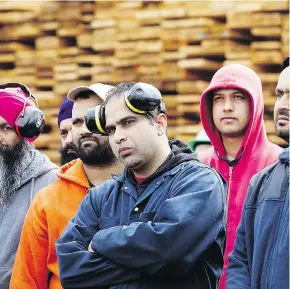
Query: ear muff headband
124 93 146 114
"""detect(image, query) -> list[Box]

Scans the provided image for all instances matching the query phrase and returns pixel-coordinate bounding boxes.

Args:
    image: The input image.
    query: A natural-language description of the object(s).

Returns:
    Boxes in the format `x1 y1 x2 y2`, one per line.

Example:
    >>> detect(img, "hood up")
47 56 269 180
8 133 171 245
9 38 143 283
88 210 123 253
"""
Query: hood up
200 64 267 160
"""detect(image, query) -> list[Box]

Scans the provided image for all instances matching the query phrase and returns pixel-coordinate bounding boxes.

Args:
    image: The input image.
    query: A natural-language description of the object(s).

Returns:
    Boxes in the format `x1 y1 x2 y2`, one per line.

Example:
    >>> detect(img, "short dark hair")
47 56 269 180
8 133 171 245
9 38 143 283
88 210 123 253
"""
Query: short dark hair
281 57 289 71
104 82 136 105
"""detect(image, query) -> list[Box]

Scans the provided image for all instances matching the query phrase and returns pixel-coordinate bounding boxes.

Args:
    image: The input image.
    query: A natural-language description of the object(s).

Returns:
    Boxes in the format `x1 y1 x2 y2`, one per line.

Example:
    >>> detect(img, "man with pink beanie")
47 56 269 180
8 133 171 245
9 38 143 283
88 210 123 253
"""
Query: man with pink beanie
0 83 58 289
199 64 282 288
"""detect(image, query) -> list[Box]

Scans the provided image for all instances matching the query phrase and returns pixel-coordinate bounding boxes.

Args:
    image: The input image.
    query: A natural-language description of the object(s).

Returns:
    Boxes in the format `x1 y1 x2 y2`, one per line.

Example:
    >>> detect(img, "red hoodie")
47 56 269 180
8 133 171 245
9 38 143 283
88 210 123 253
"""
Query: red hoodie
199 64 282 288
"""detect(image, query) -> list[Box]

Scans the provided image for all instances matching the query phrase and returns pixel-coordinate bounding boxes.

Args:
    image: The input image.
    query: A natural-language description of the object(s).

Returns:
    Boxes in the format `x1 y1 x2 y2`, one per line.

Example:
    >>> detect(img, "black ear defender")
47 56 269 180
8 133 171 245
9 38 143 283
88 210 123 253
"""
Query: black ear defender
84 82 166 135
124 82 166 115
0 83 45 139
85 104 107 135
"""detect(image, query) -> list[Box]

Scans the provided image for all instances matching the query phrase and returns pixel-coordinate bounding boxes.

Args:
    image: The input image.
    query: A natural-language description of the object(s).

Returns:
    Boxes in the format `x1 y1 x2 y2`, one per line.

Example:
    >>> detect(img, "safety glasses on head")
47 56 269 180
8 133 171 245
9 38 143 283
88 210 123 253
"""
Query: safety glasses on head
0 82 45 140
85 82 166 135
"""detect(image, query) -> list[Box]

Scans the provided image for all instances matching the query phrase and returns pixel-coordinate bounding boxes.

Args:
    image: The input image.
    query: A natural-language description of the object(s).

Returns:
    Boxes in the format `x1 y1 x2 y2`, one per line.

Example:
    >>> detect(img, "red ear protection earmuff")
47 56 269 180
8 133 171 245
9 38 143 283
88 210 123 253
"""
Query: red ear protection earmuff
0 82 45 140
15 106 45 139
84 82 166 135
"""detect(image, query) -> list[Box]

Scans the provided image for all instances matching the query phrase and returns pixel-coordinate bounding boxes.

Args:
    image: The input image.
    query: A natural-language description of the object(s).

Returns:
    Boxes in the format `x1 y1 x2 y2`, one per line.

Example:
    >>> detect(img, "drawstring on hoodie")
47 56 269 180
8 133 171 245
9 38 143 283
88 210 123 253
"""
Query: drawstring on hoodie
214 147 245 168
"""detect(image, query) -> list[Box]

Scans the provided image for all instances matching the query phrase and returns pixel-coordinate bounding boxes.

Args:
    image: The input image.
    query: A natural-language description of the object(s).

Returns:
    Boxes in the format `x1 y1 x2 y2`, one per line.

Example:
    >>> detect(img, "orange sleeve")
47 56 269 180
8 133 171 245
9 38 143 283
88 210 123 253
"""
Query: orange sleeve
10 193 50 289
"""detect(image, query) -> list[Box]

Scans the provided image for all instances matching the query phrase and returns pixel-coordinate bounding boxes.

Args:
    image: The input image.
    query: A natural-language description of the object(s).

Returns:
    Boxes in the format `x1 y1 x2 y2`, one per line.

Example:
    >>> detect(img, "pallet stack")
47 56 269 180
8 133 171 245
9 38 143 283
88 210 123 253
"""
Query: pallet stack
0 1 288 164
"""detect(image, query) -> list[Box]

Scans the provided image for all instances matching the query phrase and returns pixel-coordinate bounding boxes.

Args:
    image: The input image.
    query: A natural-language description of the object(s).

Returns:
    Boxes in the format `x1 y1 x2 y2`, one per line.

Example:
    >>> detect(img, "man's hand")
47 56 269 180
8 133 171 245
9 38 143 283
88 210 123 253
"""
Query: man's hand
88 240 94 253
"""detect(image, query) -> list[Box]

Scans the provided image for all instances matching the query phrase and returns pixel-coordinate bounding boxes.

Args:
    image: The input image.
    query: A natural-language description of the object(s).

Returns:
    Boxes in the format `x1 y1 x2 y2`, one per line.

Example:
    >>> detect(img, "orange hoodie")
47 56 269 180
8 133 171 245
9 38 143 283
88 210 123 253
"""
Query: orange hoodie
9 159 90 289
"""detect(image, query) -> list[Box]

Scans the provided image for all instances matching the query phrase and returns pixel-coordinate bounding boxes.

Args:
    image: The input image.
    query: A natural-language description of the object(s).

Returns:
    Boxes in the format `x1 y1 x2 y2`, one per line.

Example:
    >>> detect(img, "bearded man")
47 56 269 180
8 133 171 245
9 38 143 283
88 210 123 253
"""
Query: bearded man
10 83 123 289
0 83 58 289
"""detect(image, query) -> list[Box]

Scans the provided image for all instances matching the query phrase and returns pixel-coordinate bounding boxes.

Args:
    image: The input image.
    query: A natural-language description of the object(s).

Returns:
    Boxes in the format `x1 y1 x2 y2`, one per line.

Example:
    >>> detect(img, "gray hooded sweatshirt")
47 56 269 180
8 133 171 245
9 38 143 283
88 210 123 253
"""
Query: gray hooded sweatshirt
0 148 58 289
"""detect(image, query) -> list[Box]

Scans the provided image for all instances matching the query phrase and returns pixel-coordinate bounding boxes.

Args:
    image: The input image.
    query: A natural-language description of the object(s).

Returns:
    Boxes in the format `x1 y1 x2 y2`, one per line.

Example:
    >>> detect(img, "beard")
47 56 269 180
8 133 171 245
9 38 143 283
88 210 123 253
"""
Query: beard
275 108 290 143
75 133 117 166
0 140 33 210
60 142 78 166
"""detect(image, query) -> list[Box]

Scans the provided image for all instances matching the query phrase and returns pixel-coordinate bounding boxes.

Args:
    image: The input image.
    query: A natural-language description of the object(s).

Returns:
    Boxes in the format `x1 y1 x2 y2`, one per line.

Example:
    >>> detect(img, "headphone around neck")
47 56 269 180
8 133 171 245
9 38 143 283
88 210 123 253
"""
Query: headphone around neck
85 82 166 135
0 83 45 140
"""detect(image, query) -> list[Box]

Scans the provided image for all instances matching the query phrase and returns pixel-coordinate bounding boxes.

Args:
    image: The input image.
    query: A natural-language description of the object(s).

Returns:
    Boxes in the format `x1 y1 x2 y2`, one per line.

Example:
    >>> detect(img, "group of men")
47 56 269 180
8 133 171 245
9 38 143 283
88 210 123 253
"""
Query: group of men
0 59 288 289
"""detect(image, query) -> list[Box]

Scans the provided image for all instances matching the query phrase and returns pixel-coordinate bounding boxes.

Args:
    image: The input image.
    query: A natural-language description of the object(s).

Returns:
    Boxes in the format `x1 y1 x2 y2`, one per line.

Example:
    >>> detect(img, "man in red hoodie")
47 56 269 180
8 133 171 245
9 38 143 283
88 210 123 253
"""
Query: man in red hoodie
199 64 282 288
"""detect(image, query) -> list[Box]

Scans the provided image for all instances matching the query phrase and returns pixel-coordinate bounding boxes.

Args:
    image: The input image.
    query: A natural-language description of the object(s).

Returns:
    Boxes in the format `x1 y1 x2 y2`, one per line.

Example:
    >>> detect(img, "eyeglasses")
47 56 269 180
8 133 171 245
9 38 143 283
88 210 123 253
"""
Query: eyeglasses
0 82 39 117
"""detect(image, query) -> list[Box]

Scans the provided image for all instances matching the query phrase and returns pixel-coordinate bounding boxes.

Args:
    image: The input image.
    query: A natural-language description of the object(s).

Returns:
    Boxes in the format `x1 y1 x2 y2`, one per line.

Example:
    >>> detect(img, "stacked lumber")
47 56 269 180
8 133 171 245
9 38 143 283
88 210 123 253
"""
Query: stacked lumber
0 1 288 166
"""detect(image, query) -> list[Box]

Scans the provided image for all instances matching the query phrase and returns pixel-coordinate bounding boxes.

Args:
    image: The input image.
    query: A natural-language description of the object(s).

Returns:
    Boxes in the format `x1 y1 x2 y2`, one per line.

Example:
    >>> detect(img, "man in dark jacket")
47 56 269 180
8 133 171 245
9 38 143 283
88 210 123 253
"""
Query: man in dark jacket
57 82 226 289
226 57 289 289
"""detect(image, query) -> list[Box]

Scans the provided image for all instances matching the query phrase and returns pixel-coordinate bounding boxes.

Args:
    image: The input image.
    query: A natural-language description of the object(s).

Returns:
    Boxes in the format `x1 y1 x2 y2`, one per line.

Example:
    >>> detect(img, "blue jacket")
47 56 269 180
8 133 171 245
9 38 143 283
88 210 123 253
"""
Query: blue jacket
227 148 289 289
57 141 226 289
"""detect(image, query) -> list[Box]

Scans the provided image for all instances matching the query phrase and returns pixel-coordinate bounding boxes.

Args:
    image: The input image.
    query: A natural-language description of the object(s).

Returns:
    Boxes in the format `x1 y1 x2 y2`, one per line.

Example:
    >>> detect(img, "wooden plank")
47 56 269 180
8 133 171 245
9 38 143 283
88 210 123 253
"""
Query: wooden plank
162 81 177 92
58 47 79 57
225 51 250 60
162 18 218 29
180 45 224 58
251 26 281 37
0 11 36 24
175 125 203 135
137 66 160 75
40 21 59 32
77 33 92 48
0 42 31 53
260 1 289 12
178 58 222 70
0 53 15 63
187 2 230 18
138 53 162 65
250 50 283 65
251 41 281 50
177 80 209 94
116 49 138 59
177 104 201 114
162 51 184 61
91 19 116 29
137 26 161 40
227 12 252 29
282 14 289 30
118 20 140 31
176 27 211 42
252 12 281 26
137 41 162 53
113 58 138 68
57 25 80 37
36 36 60 50
176 94 202 104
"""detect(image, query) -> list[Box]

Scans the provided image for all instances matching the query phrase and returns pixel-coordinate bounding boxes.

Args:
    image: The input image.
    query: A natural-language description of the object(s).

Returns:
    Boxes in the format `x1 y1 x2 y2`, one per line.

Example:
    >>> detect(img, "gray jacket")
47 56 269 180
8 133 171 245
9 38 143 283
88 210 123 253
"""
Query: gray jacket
0 149 58 289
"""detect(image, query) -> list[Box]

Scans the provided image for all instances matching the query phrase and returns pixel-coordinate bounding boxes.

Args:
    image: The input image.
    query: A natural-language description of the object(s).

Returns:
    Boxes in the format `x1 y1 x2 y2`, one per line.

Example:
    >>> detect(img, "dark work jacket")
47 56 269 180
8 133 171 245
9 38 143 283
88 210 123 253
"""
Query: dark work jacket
227 148 289 289
57 140 226 289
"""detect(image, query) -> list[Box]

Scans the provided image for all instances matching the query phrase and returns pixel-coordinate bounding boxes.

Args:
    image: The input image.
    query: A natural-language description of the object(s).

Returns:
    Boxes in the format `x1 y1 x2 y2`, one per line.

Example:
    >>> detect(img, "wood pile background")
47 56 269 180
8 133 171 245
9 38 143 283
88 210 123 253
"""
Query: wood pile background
0 1 288 165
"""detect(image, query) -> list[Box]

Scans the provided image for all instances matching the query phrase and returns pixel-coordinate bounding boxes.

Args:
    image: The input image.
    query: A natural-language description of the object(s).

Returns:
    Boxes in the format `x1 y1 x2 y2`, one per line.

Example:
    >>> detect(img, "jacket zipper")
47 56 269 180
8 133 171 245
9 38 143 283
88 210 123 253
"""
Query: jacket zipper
227 166 233 205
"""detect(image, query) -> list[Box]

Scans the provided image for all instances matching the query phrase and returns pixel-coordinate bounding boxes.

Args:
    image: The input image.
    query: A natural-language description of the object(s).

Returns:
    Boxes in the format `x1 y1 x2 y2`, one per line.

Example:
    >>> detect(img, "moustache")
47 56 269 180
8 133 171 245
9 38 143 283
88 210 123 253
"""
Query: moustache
78 134 100 145
278 108 290 118
63 143 77 154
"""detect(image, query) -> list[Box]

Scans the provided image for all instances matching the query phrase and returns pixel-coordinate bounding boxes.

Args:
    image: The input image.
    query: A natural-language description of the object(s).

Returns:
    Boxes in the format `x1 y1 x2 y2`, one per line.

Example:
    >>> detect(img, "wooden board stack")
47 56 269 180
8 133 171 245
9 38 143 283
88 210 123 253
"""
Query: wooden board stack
0 1 288 164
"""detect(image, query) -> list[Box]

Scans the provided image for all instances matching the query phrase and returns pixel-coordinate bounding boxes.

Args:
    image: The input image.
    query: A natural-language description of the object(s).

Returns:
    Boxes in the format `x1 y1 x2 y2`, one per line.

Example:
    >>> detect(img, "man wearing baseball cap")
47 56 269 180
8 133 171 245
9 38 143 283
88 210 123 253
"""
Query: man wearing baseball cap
0 83 58 289
10 83 123 289
58 97 78 165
